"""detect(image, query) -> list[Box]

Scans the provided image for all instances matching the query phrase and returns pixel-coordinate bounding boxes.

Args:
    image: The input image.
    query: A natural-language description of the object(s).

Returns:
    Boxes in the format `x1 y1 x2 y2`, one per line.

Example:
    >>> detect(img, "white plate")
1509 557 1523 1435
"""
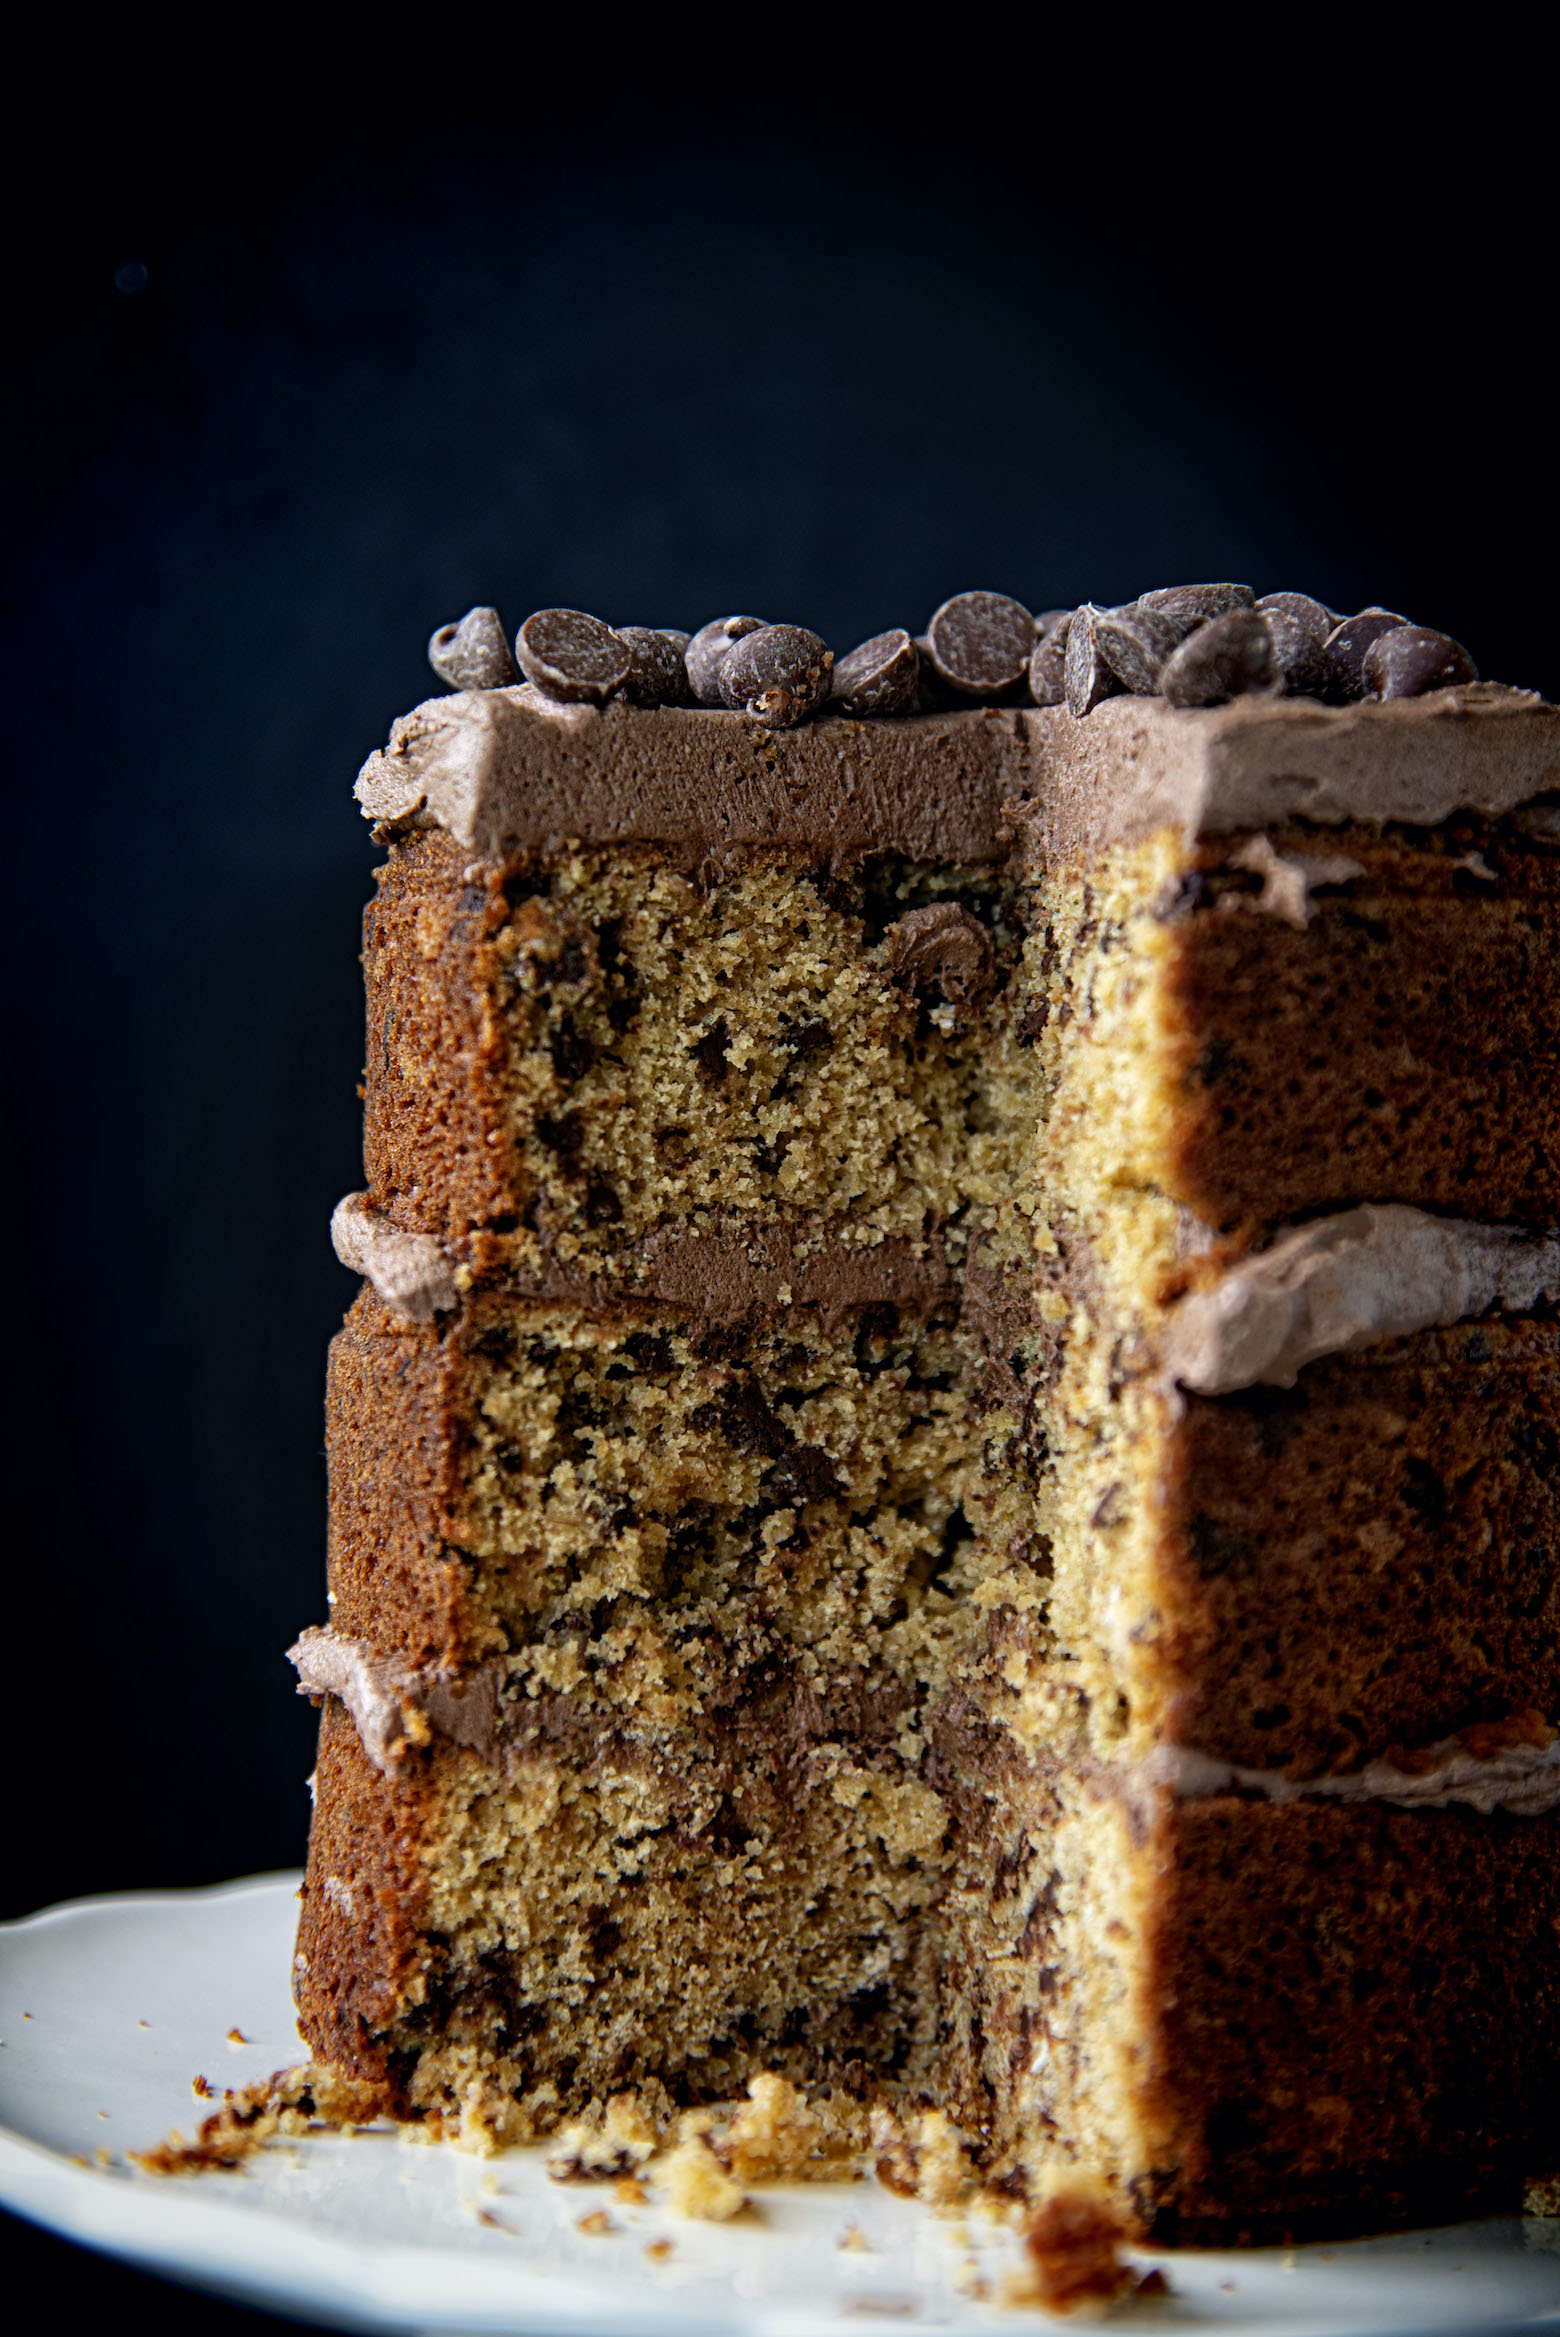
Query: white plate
1 1872 1557 2336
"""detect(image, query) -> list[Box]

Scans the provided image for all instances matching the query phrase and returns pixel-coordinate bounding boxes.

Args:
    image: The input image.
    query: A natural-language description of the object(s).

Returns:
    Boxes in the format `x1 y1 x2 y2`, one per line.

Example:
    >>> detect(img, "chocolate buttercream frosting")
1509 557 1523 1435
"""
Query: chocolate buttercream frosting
1146 1728 1560 1819
293 1624 1560 1818
1021 685 1560 861
1164 1203 1560 1394
356 687 1022 868
289 1625 503 1772
331 1194 457 1323
356 680 1560 868
332 1194 954 1333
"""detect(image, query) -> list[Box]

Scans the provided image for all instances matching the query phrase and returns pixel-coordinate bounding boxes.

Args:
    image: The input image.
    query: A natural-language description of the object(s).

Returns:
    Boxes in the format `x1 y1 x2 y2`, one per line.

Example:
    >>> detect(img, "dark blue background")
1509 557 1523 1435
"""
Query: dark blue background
3 52 1553 2328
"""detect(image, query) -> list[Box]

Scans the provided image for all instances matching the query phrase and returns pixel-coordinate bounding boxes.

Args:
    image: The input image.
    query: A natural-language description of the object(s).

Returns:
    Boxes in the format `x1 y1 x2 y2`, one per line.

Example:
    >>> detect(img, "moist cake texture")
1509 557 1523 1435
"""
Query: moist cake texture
292 592 1560 2242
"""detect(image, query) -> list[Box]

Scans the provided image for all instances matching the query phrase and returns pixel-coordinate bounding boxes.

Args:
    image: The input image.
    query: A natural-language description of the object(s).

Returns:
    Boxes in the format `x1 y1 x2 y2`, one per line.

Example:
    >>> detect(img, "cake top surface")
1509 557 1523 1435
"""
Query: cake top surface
358 586 1559 865
357 678 1560 868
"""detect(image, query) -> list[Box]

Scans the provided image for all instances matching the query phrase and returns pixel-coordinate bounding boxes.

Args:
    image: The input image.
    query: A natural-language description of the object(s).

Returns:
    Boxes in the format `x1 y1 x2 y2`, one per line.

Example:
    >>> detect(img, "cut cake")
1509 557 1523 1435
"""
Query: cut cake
291 592 1560 2242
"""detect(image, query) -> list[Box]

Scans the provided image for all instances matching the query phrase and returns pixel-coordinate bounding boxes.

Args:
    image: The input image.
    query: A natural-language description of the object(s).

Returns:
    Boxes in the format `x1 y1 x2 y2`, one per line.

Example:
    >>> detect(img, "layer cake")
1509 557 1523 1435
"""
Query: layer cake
292 594 1560 2243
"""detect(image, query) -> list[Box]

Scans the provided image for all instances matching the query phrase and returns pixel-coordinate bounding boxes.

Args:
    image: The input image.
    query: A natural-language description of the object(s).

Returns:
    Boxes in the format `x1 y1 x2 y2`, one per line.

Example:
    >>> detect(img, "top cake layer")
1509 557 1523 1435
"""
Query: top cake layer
356 682 1560 868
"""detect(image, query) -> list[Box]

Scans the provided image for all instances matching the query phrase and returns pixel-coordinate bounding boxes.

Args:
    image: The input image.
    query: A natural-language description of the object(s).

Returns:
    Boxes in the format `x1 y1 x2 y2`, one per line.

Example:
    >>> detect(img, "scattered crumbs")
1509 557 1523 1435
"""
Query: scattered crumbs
192 2076 215 2099
225 2027 251 2046
1280 2250 1298 2271
69 2155 89 2169
576 2209 613 2237
614 2174 649 2206
137 2020 150 2030
477 2208 513 2232
839 2221 872 2252
645 2238 675 2263
843 2298 917 2317
22 2012 32 2020
658 2129 749 2222
94 2149 113 2168
98 2111 109 2120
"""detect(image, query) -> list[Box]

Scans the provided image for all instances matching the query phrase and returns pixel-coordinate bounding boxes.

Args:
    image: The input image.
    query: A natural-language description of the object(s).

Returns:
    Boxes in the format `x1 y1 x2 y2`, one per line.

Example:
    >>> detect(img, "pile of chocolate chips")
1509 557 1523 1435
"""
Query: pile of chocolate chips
427 588 1480 729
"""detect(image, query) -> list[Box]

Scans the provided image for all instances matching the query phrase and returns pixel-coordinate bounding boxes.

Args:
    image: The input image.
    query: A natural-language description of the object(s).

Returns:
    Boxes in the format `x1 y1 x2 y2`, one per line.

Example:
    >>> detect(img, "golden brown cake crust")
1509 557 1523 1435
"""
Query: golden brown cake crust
325 1304 475 1671
1160 819 1560 1228
1138 1797 1560 2244
1152 1316 1560 1771
293 1702 429 2101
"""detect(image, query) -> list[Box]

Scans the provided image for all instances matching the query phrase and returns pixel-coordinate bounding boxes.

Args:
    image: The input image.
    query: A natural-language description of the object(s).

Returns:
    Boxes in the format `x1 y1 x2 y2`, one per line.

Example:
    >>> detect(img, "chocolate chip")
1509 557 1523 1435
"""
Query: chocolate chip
516 609 631 704
618 626 693 706
924 590 1037 697
1264 609 1335 697
719 623 834 727
1027 612 1071 707
1093 606 1192 695
1323 609 1409 701
1363 624 1478 699
1064 605 1125 717
1159 609 1278 707
831 628 920 717
1137 582 1256 624
889 902 996 1007
1256 590 1334 643
692 1017 731 1084
686 616 768 707
427 607 517 690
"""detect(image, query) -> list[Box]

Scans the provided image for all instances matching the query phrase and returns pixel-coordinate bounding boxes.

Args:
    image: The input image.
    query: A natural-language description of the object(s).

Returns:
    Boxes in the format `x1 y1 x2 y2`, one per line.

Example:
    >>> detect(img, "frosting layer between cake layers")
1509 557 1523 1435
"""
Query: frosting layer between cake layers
292 1622 1560 1819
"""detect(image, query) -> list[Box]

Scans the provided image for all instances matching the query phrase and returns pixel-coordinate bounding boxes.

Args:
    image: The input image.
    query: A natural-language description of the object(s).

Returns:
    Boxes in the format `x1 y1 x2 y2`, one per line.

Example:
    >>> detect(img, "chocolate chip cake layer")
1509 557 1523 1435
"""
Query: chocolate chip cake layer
295 645 1560 2238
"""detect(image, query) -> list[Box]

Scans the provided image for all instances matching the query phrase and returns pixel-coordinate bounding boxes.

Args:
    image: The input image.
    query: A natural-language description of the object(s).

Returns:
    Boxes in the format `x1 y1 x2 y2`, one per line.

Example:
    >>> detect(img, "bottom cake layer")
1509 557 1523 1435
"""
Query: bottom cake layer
294 1689 1560 2238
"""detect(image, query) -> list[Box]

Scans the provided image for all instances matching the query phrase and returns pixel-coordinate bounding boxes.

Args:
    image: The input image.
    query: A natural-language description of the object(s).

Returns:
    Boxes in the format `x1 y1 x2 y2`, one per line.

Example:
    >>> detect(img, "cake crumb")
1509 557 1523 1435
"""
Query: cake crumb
1006 2180 1135 2314
839 2220 872 2251
225 2027 250 2045
192 2075 214 2099
657 2125 749 2222
575 2209 613 2236
644 2238 675 2262
476 2206 512 2231
1525 2173 1560 2215
130 2063 381 2174
723 2072 820 2181
545 2092 659 2183
613 2174 648 2205
869 2106 970 2210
